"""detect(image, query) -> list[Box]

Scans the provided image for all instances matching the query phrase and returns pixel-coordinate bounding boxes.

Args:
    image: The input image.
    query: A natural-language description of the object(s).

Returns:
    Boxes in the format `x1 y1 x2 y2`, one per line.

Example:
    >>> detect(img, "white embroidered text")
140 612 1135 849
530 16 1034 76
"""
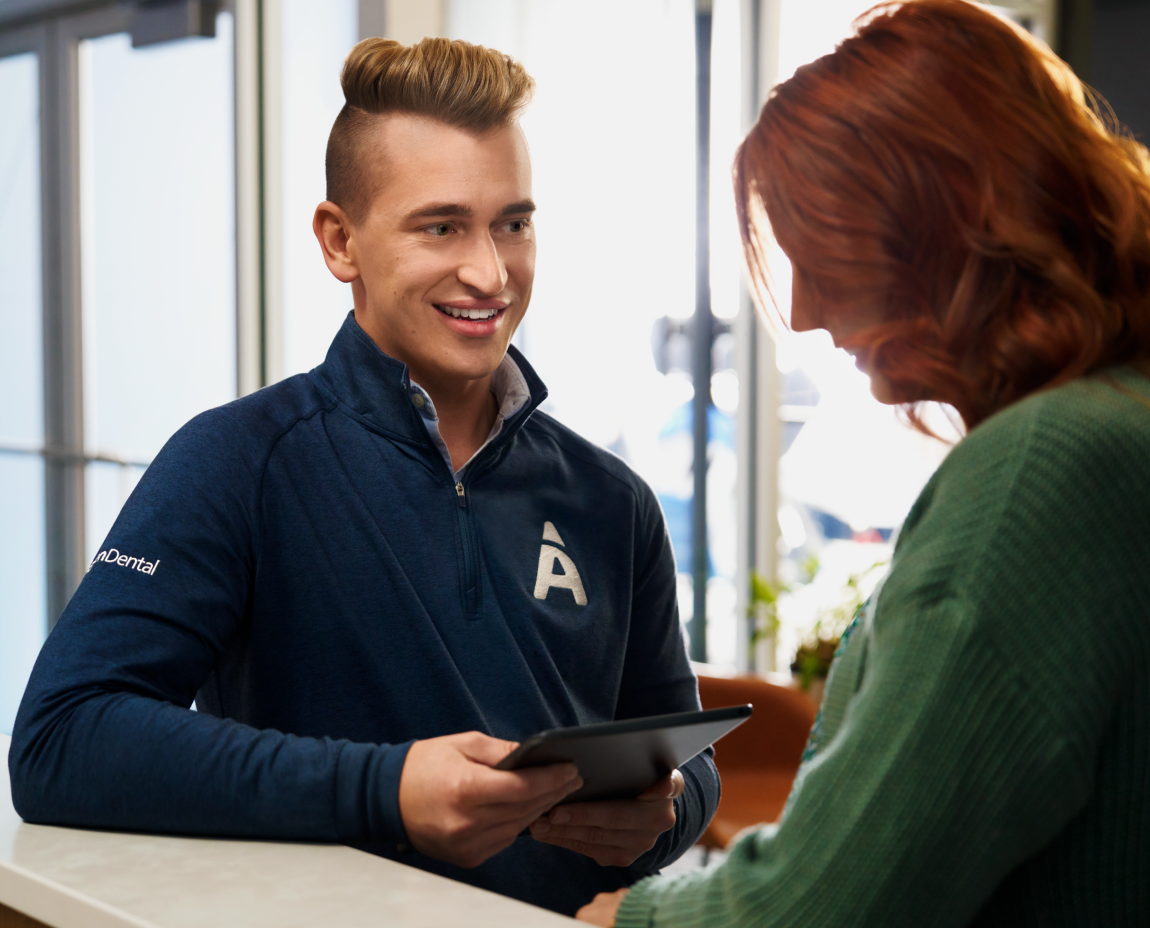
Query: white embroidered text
88 548 160 576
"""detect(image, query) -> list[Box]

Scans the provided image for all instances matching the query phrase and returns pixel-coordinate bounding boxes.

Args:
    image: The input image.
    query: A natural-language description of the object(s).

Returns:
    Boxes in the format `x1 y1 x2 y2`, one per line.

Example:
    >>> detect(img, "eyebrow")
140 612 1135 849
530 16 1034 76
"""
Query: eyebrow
498 200 537 217
403 199 537 222
405 203 473 220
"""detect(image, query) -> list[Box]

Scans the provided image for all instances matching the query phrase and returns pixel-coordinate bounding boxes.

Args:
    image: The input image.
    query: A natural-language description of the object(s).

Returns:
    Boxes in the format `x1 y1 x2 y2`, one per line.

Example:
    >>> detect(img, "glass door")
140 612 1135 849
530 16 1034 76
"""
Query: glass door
0 28 47 735
75 9 237 560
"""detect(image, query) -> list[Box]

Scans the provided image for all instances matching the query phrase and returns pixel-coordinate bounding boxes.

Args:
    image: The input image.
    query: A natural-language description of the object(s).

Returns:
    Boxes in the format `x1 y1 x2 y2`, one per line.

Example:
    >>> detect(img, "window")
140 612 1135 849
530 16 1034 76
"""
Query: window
0 45 46 735
79 13 237 560
280 0 357 378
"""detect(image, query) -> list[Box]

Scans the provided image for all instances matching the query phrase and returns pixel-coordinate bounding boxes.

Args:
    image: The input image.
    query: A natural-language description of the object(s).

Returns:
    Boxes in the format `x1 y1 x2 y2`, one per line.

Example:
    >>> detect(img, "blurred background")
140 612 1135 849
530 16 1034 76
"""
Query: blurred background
1 0 1147 735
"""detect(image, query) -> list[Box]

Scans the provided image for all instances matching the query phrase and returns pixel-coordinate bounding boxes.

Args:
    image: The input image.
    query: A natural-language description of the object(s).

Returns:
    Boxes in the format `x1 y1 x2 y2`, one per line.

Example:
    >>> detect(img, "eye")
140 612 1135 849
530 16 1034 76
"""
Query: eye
425 222 453 237
501 219 531 234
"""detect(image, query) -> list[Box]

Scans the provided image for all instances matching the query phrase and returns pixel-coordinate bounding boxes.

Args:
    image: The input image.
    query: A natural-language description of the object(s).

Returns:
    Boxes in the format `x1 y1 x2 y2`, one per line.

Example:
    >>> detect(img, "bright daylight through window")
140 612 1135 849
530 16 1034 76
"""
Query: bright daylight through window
0 50 47 736
78 11 236 565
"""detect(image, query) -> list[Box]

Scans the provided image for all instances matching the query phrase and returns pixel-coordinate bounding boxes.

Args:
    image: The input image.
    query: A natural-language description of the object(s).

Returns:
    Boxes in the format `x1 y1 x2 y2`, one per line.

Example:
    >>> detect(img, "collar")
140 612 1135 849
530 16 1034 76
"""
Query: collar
408 353 532 479
310 311 547 472
408 353 532 428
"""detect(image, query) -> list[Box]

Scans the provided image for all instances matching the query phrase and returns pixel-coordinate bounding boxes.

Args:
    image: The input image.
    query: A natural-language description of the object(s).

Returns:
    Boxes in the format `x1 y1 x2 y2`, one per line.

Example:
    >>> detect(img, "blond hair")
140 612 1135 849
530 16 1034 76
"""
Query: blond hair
325 37 535 220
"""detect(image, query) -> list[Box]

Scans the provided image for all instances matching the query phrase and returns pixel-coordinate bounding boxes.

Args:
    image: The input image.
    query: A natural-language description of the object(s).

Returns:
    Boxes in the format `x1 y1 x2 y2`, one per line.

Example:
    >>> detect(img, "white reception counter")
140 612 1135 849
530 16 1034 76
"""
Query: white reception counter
0 735 574 928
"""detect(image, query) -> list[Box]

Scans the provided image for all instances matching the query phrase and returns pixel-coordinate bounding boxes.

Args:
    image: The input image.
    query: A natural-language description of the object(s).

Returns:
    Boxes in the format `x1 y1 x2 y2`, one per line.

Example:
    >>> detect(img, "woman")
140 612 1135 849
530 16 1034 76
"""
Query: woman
578 1 1150 925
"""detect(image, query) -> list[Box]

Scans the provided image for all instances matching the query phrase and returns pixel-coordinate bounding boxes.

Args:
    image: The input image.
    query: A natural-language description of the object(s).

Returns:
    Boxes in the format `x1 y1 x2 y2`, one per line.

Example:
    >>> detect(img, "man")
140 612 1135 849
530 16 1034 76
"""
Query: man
10 37 718 916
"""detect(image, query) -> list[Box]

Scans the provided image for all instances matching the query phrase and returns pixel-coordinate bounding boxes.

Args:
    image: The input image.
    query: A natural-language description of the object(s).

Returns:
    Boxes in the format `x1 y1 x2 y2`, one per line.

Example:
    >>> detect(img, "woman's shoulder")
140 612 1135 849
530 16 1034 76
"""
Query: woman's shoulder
943 367 1150 493
987 365 1150 434
894 368 1150 599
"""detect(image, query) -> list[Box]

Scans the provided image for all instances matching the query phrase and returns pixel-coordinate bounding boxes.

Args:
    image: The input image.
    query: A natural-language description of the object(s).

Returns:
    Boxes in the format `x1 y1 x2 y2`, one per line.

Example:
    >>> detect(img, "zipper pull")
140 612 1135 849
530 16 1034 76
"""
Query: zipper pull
455 482 466 507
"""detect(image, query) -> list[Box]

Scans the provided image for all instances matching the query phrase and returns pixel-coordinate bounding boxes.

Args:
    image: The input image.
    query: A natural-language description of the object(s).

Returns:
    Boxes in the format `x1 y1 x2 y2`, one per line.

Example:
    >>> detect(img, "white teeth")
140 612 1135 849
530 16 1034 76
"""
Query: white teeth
438 305 499 320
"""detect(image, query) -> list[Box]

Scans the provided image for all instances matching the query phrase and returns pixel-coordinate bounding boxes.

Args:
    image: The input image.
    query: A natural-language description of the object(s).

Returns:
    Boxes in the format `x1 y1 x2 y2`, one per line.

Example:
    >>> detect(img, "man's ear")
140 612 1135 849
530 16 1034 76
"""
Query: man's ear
313 201 360 284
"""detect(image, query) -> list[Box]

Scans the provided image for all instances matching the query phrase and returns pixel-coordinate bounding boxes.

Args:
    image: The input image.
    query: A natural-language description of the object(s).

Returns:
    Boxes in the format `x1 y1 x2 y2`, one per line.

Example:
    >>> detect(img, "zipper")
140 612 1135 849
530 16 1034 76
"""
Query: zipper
454 481 481 615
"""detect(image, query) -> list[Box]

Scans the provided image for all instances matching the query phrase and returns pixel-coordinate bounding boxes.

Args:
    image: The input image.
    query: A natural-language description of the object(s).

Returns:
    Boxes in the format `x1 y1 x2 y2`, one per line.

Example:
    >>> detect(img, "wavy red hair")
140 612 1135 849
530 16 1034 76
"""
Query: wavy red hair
735 0 1150 431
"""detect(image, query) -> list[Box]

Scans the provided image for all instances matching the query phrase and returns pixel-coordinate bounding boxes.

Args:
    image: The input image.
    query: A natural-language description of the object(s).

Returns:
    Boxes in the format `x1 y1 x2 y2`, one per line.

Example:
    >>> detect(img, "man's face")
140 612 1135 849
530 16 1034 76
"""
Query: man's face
345 115 535 390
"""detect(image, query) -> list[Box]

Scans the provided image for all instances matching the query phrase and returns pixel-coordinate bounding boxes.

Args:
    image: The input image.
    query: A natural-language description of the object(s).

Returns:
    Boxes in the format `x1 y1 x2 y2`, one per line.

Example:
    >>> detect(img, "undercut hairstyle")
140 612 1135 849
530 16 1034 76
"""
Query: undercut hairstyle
325 36 535 222
735 0 1150 433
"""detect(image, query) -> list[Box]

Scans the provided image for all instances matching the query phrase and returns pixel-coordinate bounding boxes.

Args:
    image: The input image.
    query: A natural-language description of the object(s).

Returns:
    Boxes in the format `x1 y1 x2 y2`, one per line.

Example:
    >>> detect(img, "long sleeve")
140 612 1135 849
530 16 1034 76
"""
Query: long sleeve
8 406 412 847
616 372 1150 927
619 479 721 876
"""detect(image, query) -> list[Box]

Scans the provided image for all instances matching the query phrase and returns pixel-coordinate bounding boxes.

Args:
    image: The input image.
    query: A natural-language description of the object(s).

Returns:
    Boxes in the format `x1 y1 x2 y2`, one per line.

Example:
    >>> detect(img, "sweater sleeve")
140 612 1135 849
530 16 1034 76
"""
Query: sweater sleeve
615 479 721 876
8 408 412 848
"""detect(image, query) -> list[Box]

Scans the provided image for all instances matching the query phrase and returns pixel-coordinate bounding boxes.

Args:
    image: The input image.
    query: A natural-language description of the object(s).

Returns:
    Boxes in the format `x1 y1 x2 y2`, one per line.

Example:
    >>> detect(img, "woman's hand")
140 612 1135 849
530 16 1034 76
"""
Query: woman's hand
576 888 629 925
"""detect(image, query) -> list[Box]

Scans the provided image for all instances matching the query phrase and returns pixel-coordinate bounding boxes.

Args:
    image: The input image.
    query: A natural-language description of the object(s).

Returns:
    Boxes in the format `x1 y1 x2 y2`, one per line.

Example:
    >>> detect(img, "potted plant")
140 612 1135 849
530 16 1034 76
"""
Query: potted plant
789 560 887 705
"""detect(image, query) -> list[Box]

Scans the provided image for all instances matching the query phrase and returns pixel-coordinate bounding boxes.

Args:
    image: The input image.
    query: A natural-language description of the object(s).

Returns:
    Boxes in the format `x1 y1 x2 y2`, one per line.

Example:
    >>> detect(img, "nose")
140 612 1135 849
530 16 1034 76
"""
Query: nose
787 264 832 334
457 230 508 296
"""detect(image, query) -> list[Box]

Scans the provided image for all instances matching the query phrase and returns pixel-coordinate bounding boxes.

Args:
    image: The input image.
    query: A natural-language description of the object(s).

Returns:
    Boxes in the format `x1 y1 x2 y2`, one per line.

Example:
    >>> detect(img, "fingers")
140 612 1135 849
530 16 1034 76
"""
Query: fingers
530 796 677 867
451 730 582 813
638 768 685 801
576 889 629 926
498 758 583 799
456 730 522 767
477 774 584 829
451 772 585 867
532 820 640 850
540 796 676 832
536 832 640 868
398 731 581 870
465 760 582 813
532 825 655 868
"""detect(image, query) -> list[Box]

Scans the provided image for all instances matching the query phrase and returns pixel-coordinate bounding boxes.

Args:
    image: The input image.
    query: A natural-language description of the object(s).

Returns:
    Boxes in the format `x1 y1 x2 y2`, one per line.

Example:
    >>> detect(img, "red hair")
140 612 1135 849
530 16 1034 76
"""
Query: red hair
735 0 1150 431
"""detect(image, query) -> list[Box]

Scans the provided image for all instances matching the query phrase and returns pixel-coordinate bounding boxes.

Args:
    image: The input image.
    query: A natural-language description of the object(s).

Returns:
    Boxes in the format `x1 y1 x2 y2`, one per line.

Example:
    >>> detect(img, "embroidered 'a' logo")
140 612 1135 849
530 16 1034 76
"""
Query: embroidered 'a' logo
533 521 587 606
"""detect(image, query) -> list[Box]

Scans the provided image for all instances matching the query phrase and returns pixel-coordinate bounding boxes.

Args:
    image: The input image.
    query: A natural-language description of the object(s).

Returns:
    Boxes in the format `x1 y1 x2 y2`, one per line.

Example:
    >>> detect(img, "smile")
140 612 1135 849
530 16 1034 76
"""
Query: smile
435 304 504 321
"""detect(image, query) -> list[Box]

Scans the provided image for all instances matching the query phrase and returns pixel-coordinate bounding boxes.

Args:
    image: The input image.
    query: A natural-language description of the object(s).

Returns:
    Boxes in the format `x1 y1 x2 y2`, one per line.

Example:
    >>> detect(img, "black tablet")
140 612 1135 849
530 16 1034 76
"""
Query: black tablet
495 704 753 804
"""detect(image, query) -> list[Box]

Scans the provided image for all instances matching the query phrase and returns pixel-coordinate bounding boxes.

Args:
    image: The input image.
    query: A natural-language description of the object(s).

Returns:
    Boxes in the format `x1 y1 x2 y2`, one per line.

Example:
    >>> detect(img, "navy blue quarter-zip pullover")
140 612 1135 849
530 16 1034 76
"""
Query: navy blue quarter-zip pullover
10 313 719 916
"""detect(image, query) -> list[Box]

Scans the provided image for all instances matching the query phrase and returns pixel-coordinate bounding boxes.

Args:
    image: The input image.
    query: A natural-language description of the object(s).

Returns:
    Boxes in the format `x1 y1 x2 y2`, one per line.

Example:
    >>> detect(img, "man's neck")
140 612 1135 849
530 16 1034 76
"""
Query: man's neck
411 369 500 474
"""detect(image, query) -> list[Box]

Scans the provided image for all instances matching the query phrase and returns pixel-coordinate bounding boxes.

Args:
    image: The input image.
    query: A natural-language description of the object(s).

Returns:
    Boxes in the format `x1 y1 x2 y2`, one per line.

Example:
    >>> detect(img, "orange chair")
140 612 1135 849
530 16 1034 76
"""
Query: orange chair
696 673 817 849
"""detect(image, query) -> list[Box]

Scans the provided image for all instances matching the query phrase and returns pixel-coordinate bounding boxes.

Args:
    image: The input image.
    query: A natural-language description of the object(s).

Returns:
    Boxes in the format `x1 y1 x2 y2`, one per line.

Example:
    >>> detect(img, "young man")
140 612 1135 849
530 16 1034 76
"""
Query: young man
10 37 718 916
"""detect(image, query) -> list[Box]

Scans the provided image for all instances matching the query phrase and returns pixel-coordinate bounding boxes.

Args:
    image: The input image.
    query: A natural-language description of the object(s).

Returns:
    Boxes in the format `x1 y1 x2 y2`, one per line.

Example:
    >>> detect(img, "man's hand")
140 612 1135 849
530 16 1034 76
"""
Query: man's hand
529 769 684 867
576 888 629 925
398 731 582 869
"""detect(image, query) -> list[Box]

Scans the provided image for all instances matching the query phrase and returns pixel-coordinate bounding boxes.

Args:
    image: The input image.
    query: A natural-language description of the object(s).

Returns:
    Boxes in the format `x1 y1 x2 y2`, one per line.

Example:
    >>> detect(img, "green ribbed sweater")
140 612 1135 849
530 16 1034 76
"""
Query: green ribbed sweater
617 370 1150 928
